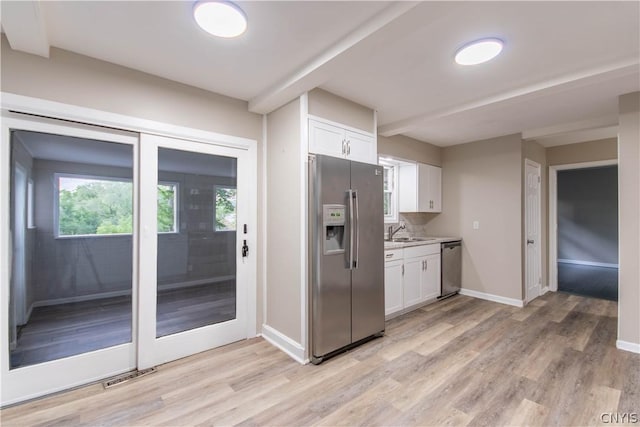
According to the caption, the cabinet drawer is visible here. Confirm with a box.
[384,249,403,262]
[404,243,440,258]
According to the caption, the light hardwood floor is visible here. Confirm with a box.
[11,281,235,368]
[2,292,639,426]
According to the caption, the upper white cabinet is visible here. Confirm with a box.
[308,118,377,165]
[398,162,442,213]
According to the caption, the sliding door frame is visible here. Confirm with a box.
[0,93,258,406]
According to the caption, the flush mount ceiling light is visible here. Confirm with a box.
[193,1,247,38]
[455,38,503,65]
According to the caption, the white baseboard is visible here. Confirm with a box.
[30,276,236,308]
[540,286,550,295]
[459,288,524,308]
[558,259,619,269]
[616,340,640,354]
[261,324,306,364]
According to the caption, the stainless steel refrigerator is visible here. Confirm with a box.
[309,154,385,364]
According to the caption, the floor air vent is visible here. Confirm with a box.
[103,367,157,389]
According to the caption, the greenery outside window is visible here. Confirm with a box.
[157,182,179,233]
[380,160,399,223]
[215,185,237,232]
[56,174,178,237]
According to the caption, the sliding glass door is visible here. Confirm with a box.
[1,114,139,405]
[137,134,249,369]
[1,114,253,405]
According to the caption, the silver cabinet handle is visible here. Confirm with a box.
[347,141,351,155]
[353,190,359,269]
[341,139,346,155]
[425,260,428,270]
[386,253,393,258]
[527,239,535,245]
[402,264,404,275]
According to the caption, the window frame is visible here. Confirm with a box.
[214,184,237,232]
[379,159,399,224]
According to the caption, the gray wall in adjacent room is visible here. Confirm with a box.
[557,166,618,265]
[31,159,236,303]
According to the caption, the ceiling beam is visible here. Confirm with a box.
[378,58,639,137]
[248,2,419,114]
[533,126,619,147]
[1,0,50,58]
[522,115,618,140]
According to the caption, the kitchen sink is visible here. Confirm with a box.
[390,237,435,242]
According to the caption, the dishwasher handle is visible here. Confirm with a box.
[442,241,461,250]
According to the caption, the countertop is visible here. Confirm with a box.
[384,237,461,250]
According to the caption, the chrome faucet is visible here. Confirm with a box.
[387,222,406,241]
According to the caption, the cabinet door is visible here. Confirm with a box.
[403,257,422,307]
[421,253,441,301]
[417,163,431,212]
[309,119,345,158]
[384,260,404,316]
[398,164,418,212]
[345,130,376,165]
[428,165,442,212]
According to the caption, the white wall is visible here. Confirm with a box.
[617,92,640,348]
[265,98,303,344]
[425,134,524,301]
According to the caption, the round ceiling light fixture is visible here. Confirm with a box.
[193,1,247,38]
[455,38,503,65]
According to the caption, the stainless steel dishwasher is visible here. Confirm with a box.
[440,240,462,299]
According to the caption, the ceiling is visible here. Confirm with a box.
[2,1,639,147]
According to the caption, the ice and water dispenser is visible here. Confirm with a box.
[322,204,346,255]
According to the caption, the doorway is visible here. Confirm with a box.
[549,160,618,301]
[1,112,255,406]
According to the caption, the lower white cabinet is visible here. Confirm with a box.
[384,244,441,318]
[384,259,403,316]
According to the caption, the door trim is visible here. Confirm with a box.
[548,159,618,292]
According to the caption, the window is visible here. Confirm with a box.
[380,161,398,223]
[157,182,178,233]
[215,186,237,231]
[56,174,178,237]
[27,179,35,229]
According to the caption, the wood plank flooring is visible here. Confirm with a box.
[11,281,235,368]
[2,292,639,426]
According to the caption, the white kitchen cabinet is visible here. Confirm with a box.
[308,118,377,165]
[403,257,422,307]
[398,162,442,213]
[421,253,441,301]
[384,243,441,318]
[384,256,404,316]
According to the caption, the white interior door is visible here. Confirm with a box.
[137,134,251,369]
[525,159,542,303]
[1,114,138,406]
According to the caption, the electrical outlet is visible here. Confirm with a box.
[473,221,480,230]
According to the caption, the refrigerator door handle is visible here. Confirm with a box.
[347,189,354,270]
[353,190,359,269]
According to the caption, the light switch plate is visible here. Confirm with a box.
[473,221,480,230]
